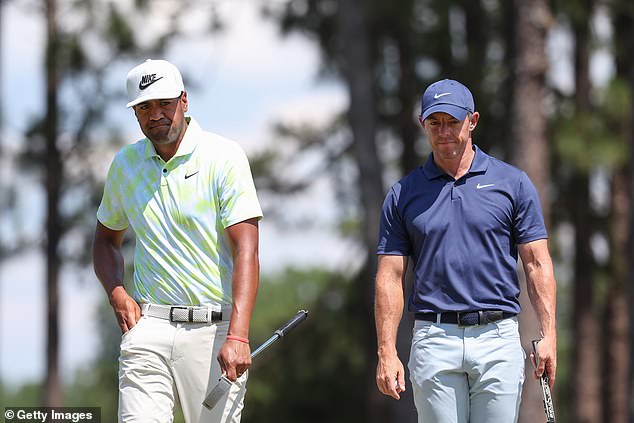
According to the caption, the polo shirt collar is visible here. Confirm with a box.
[142,116,200,160]
[422,144,489,180]
[469,145,489,173]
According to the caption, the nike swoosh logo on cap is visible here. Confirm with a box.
[139,75,164,90]
[434,92,452,99]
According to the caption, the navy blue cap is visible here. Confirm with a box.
[421,79,474,121]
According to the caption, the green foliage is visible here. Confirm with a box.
[267,0,518,162]
[64,34,88,73]
[554,111,625,171]
[0,382,44,408]
[244,267,366,422]
[64,364,119,422]
[554,78,631,172]
[107,4,136,54]
[598,77,632,133]
[72,300,119,415]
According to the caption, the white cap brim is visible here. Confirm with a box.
[126,88,183,108]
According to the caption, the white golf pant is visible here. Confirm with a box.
[118,315,247,422]
[408,317,525,423]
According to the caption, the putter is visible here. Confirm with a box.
[532,339,556,423]
[203,309,309,410]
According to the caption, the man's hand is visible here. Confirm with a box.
[533,336,557,390]
[376,351,406,400]
[217,338,252,381]
[109,285,141,334]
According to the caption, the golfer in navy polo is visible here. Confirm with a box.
[374,79,557,423]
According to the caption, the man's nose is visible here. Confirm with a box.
[438,123,451,136]
[147,105,163,120]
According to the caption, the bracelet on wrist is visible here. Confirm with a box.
[226,335,249,344]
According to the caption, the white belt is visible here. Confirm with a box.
[141,303,231,323]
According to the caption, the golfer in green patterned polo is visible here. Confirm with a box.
[93,59,262,422]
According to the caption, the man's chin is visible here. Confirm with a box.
[149,137,176,146]
[145,129,173,144]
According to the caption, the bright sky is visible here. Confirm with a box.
[0,0,361,387]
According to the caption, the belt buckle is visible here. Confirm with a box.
[486,310,503,323]
[211,310,222,322]
[170,306,190,322]
[457,312,466,327]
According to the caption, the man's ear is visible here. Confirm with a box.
[469,112,480,130]
[181,91,188,112]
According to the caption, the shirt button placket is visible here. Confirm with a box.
[161,167,168,186]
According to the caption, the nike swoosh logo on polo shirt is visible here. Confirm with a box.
[434,92,451,99]
[476,183,495,189]
[185,171,199,179]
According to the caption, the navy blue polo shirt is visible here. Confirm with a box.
[377,145,547,314]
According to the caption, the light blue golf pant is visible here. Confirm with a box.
[408,317,525,423]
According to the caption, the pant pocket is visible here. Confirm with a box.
[121,316,146,342]
[494,317,520,339]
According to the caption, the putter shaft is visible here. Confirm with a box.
[203,310,309,410]
[251,334,278,358]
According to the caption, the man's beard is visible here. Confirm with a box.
[145,121,182,146]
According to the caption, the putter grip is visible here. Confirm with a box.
[274,310,308,338]
[532,340,556,422]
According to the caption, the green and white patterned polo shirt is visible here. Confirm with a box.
[97,117,263,306]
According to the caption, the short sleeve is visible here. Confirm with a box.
[377,184,410,256]
[513,172,548,244]
[96,159,129,230]
[218,146,263,228]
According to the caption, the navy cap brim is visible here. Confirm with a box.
[422,104,470,121]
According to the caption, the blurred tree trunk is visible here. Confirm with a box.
[392,12,419,423]
[460,0,486,120]
[335,0,387,421]
[395,33,420,175]
[570,173,600,423]
[625,5,634,422]
[627,48,634,423]
[499,0,518,162]
[510,1,552,422]
[511,2,551,221]
[44,0,62,407]
[0,0,4,380]
[607,168,630,423]
[570,2,602,421]
[612,3,634,423]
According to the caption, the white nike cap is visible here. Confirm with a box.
[125,59,185,108]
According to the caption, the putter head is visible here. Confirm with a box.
[203,375,233,410]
